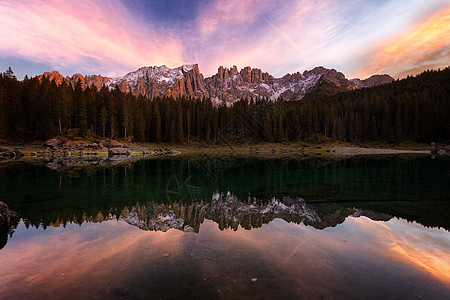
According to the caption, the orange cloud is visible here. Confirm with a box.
[0,217,448,298]
[352,217,450,285]
[0,221,185,298]
[355,7,450,78]
[0,0,184,77]
[388,242,450,285]
[191,0,338,77]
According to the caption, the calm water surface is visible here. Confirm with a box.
[0,155,449,299]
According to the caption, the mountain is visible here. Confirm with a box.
[1,194,392,237]
[0,194,394,250]
[119,193,392,232]
[204,66,358,104]
[350,74,395,89]
[38,64,394,104]
[39,70,110,90]
[106,64,209,99]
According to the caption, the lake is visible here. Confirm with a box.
[0,155,449,299]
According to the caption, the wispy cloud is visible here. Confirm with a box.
[189,0,450,78]
[261,17,306,57]
[354,6,450,78]
[352,217,450,285]
[195,0,264,35]
[0,0,184,77]
[0,0,448,79]
[187,0,341,76]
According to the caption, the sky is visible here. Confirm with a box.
[0,0,449,80]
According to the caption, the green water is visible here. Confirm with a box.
[0,155,449,299]
[1,155,449,229]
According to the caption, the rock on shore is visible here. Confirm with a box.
[44,138,129,152]
[0,146,24,160]
[108,147,132,156]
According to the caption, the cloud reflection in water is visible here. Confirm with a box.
[0,215,448,299]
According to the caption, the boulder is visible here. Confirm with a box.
[430,143,450,156]
[0,146,14,157]
[101,140,127,149]
[45,138,64,149]
[0,147,24,159]
[108,148,132,156]
[61,140,74,150]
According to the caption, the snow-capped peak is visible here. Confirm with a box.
[90,63,391,104]
[182,64,196,72]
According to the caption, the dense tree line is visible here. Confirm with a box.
[0,67,449,143]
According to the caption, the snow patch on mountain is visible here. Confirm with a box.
[119,192,328,232]
[40,64,391,105]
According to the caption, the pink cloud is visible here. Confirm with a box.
[192,0,450,79]
[0,216,448,298]
[0,221,185,298]
[351,217,450,285]
[351,6,450,78]
[190,0,343,77]
[0,0,184,77]
[1,0,448,79]
[196,0,264,35]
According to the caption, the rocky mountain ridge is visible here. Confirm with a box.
[119,193,392,232]
[350,74,395,89]
[39,70,110,90]
[38,64,394,104]
[0,195,394,250]
[4,194,392,234]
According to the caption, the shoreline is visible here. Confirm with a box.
[150,142,432,157]
[0,140,433,159]
[330,147,429,156]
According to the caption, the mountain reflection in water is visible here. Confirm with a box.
[0,155,449,299]
[0,193,394,251]
[0,216,448,299]
[1,155,449,231]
